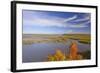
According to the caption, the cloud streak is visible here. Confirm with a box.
[71,14,90,22]
[23,10,90,29]
[63,15,77,22]
[23,15,89,28]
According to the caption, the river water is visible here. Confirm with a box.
[22,39,90,63]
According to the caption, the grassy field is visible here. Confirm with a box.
[22,34,91,44]
[63,34,91,44]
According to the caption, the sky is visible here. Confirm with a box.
[23,10,91,34]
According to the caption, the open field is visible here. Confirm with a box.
[22,34,90,44]
[63,34,91,44]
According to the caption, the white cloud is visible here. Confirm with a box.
[23,13,90,28]
[72,15,90,22]
[63,15,77,22]
[69,24,87,28]
[23,14,70,27]
[23,18,67,27]
[82,20,90,25]
[23,11,78,28]
[68,20,90,28]
[23,17,89,28]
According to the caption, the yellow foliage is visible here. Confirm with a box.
[47,41,84,61]
[47,54,55,61]
[47,49,66,61]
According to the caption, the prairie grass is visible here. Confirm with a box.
[22,34,90,44]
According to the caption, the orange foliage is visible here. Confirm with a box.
[69,41,78,60]
[47,41,83,61]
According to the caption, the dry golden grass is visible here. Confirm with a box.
[23,34,90,44]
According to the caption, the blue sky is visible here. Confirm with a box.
[23,10,91,34]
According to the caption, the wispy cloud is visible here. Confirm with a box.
[68,20,90,28]
[23,10,91,34]
[63,15,77,22]
[23,11,90,28]
[23,18,67,27]
[72,14,90,22]
[23,16,89,28]
[69,24,87,28]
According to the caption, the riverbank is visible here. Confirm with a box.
[22,34,90,44]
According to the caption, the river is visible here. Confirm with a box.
[22,39,90,63]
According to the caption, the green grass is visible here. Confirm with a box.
[63,34,90,44]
